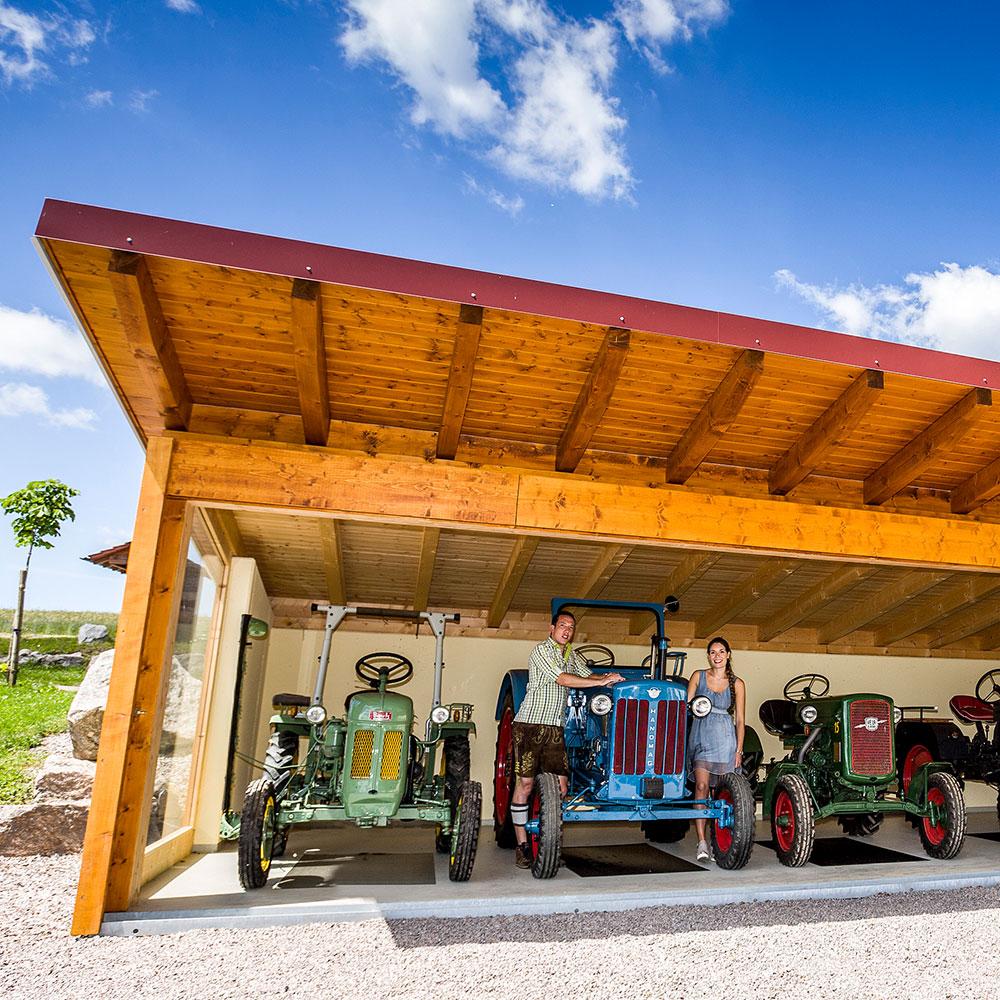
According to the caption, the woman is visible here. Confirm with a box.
[687,636,746,862]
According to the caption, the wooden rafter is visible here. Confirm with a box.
[817,569,952,644]
[413,526,440,611]
[436,304,484,460]
[664,350,764,485]
[629,552,722,635]
[769,370,884,496]
[863,388,993,506]
[928,595,1000,649]
[487,536,539,628]
[757,564,878,642]
[555,327,630,472]
[107,251,192,430]
[951,453,1000,515]
[975,621,1000,651]
[318,519,346,604]
[696,559,799,638]
[876,574,1000,646]
[576,544,632,601]
[202,508,245,561]
[290,278,330,446]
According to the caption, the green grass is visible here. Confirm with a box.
[0,664,87,804]
[0,608,118,638]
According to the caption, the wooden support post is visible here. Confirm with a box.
[769,370,883,496]
[436,304,484,460]
[628,552,721,635]
[864,388,992,506]
[555,327,630,472]
[107,251,192,431]
[876,575,1000,646]
[695,559,798,638]
[951,453,1000,515]
[664,350,764,485]
[319,519,346,604]
[488,536,539,628]
[290,279,330,446]
[72,437,187,936]
[414,526,440,611]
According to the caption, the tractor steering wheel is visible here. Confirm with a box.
[574,644,615,668]
[355,652,414,689]
[976,669,1000,703]
[783,672,831,702]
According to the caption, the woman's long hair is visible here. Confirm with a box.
[706,636,737,715]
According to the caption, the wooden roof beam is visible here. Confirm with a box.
[757,563,878,642]
[975,621,1000,651]
[202,508,245,561]
[769,370,883,496]
[555,327,630,472]
[290,279,330,446]
[413,526,440,612]
[487,536,539,628]
[876,574,1000,646]
[817,569,952,644]
[928,594,1000,649]
[628,551,722,635]
[436,304,484,460]
[695,558,799,638]
[318,519,346,604]
[863,387,992,506]
[576,544,633,602]
[952,453,1000,515]
[664,350,764,485]
[107,251,192,431]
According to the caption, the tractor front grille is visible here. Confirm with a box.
[849,699,893,776]
[613,697,684,776]
[652,700,685,775]
[351,730,374,778]
[380,730,404,780]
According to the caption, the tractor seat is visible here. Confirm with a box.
[759,699,804,738]
[949,695,997,724]
[272,692,310,711]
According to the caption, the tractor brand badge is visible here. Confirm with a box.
[855,716,885,732]
[369,710,392,721]
[648,688,661,698]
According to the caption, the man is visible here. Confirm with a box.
[509,609,625,869]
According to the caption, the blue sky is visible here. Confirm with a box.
[2,0,1000,612]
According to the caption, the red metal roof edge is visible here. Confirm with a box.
[35,198,1000,390]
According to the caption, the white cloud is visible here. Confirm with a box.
[166,0,201,12]
[0,304,104,385]
[84,88,112,108]
[0,2,95,86]
[464,175,525,216]
[0,382,97,429]
[775,264,1000,362]
[129,88,158,113]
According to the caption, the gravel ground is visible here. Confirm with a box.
[4,854,1000,1000]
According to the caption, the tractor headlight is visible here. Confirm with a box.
[430,705,450,725]
[799,705,818,724]
[306,704,327,725]
[690,695,712,718]
[590,694,613,716]
[893,706,902,724]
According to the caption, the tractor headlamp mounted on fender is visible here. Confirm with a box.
[690,695,712,718]
[305,704,327,725]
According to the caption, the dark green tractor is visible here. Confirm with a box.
[238,604,481,889]
[760,672,966,867]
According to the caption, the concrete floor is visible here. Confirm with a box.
[105,810,1000,935]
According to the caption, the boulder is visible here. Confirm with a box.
[33,751,96,803]
[77,623,110,644]
[18,650,85,668]
[0,803,89,856]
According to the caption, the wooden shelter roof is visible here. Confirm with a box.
[35,199,1000,657]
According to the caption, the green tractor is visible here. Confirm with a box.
[759,672,966,866]
[238,604,481,889]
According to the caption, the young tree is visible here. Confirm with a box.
[2,479,79,686]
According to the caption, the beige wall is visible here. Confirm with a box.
[258,626,998,811]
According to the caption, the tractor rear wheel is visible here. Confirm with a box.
[238,777,276,890]
[919,771,966,860]
[770,772,815,867]
[530,772,563,879]
[436,734,471,853]
[641,819,690,843]
[838,812,883,837]
[492,692,517,848]
[447,781,482,882]
[712,771,755,870]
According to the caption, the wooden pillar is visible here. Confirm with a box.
[72,437,187,935]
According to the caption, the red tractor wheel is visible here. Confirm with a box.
[902,744,932,793]
[492,692,517,848]
[770,772,815,867]
[711,770,755,870]
[918,771,966,860]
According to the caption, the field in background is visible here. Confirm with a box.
[0,609,118,638]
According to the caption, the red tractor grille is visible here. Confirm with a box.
[613,698,685,776]
[848,699,893,776]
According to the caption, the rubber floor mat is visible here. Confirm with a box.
[756,838,924,866]
[562,843,706,877]
[272,850,436,887]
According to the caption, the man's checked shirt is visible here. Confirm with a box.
[513,637,593,727]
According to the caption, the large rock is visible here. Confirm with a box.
[33,750,96,803]
[77,623,109,644]
[0,803,89,856]
[17,650,86,668]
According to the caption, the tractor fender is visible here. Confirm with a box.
[760,762,819,813]
[438,720,477,736]
[904,760,959,807]
[896,719,960,760]
[743,724,763,758]
[495,669,529,720]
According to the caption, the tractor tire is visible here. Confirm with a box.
[492,692,517,848]
[271,829,289,859]
[770,772,815,868]
[531,772,563,879]
[263,731,298,797]
[712,771,755,870]
[919,771,966,860]
[641,819,690,843]
[838,812,883,837]
[436,734,472,853]
[447,781,482,882]
[238,777,277,890]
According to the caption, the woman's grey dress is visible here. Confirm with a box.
[689,670,737,783]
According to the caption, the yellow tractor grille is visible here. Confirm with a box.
[351,730,375,778]
[380,731,404,780]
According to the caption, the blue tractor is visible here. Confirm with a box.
[492,598,758,878]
